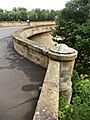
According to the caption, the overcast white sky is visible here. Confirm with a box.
[0,0,71,11]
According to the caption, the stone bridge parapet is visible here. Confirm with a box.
[13,25,78,120]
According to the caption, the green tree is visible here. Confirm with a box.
[16,7,28,21]
[0,9,3,21]
[19,11,28,21]
[17,7,27,12]
[28,10,37,21]
[0,13,3,21]
[3,10,10,21]
[0,8,3,13]
[53,0,90,74]
[13,7,17,12]
[48,10,56,20]
[0,7,57,21]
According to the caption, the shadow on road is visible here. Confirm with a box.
[0,36,46,120]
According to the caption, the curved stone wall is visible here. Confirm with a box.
[13,25,78,120]
[13,25,52,68]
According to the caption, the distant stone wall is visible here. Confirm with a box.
[0,21,55,27]
[13,25,78,120]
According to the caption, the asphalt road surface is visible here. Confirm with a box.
[0,27,25,39]
[0,27,46,120]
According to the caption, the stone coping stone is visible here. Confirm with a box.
[49,44,78,61]
[13,25,78,62]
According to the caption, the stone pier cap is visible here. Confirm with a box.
[49,43,78,61]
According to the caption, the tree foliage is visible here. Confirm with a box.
[53,0,90,74]
[59,71,90,120]
[0,7,58,21]
[54,1,90,119]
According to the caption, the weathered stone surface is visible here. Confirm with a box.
[49,44,77,104]
[33,59,59,120]
[0,21,55,27]
[13,25,78,120]
[59,60,75,104]
[13,25,53,68]
[19,26,51,39]
[13,38,49,68]
[49,44,78,61]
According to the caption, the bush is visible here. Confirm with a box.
[52,0,90,74]
[59,71,90,120]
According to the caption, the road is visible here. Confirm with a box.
[0,27,46,120]
[0,27,25,39]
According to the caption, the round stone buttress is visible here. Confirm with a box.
[49,44,78,61]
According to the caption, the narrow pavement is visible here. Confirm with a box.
[0,28,46,120]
